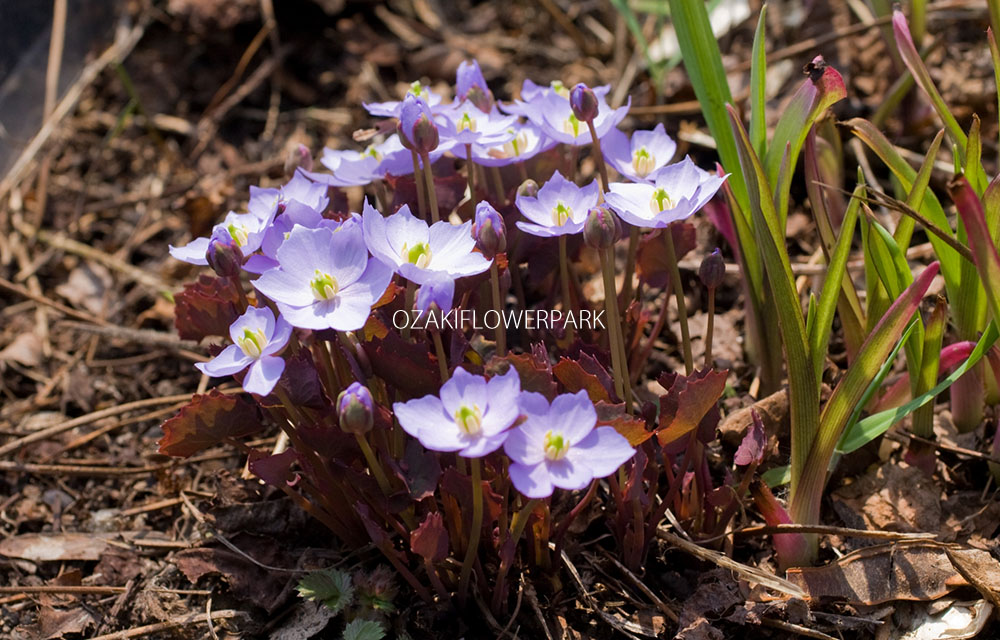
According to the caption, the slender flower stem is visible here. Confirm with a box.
[490,262,507,355]
[558,235,575,343]
[606,246,632,412]
[491,497,541,613]
[421,152,440,223]
[586,120,611,192]
[517,161,529,184]
[424,557,452,604]
[599,247,626,402]
[355,432,392,497]
[459,457,484,604]
[704,287,716,369]
[465,144,476,206]
[662,226,694,374]
[489,166,506,204]
[552,479,598,559]
[411,150,427,219]
[402,281,416,341]
[230,276,250,312]
[622,226,639,301]
[432,330,449,383]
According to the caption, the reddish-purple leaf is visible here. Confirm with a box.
[490,350,557,400]
[950,175,1000,323]
[410,511,449,562]
[553,357,612,403]
[158,390,263,457]
[397,439,441,500]
[363,330,440,398]
[635,223,697,289]
[734,409,766,466]
[173,275,240,341]
[595,401,651,446]
[247,449,300,486]
[386,164,467,219]
[657,368,728,446]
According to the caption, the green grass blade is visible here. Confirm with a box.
[950,176,1000,324]
[989,29,1000,165]
[911,296,947,438]
[894,128,944,253]
[728,104,819,503]
[838,322,1000,454]
[749,5,768,158]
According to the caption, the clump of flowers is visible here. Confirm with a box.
[161,59,732,626]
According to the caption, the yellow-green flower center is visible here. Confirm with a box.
[454,404,484,436]
[632,147,656,178]
[458,112,477,133]
[543,430,569,461]
[237,327,266,358]
[550,80,569,98]
[363,144,382,161]
[500,128,527,158]
[401,242,432,268]
[551,201,573,227]
[563,113,582,138]
[310,270,340,301]
[649,187,675,213]
[227,223,249,247]
[409,81,426,99]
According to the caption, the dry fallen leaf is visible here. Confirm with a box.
[0,533,114,562]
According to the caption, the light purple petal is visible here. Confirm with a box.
[508,462,554,499]
[244,355,284,395]
[439,367,489,415]
[482,368,521,435]
[545,457,593,491]
[253,267,315,307]
[549,390,598,445]
[383,205,430,257]
[503,423,545,466]
[262,315,293,356]
[274,300,334,330]
[228,306,274,344]
[459,432,509,458]
[168,237,210,266]
[570,426,636,477]
[362,200,399,266]
[326,223,369,288]
[275,226,336,280]
[196,344,253,378]
[393,395,448,439]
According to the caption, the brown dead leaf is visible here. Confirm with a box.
[832,462,942,533]
[55,262,113,315]
[945,548,1000,608]
[0,331,44,367]
[0,533,114,561]
[785,541,963,604]
[35,606,98,640]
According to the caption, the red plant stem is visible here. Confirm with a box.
[559,235,575,344]
[230,276,250,313]
[645,431,697,543]
[552,480,598,560]
[411,150,427,219]
[586,120,611,193]
[663,226,694,374]
[432,330,449,383]
[632,282,672,386]
[424,557,452,604]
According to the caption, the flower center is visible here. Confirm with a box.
[237,328,266,358]
[363,144,382,161]
[227,223,249,247]
[409,80,426,99]
[649,187,675,213]
[551,201,573,227]
[550,80,569,98]
[543,430,569,461]
[632,147,656,178]
[310,270,340,300]
[458,112,477,133]
[562,113,582,138]
[500,128,528,158]
[454,404,484,436]
[401,242,432,268]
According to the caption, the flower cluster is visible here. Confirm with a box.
[165,58,731,613]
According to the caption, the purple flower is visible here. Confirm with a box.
[456,122,556,167]
[502,80,611,116]
[438,103,517,148]
[569,83,598,122]
[504,390,635,498]
[195,306,291,395]
[519,91,629,146]
[393,367,521,457]
[338,382,374,435]
[605,156,726,229]
[416,276,455,317]
[244,211,353,275]
[253,222,393,331]
[206,227,244,278]
[514,171,600,237]
[456,59,493,109]
[473,201,506,258]
[302,134,453,186]
[364,80,445,118]
[602,123,678,183]
[248,172,329,220]
[398,95,439,155]
[169,209,272,266]
[362,200,492,285]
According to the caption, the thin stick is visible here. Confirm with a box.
[663,227,694,374]
[87,611,247,640]
[734,523,937,540]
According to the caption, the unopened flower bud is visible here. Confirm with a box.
[206,230,244,279]
[473,201,507,258]
[569,83,599,123]
[699,248,725,290]
[584,205,619,249]
[399,95,439,156]
[464,85,494,113]
[517,179,539,199]
[337,382,374,435]
[284,143,313,177]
